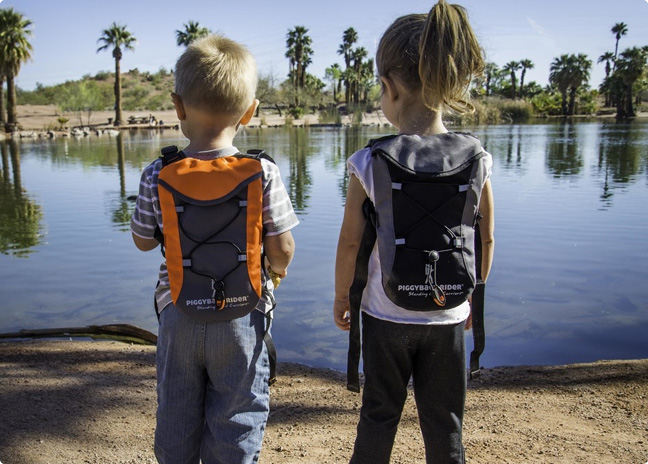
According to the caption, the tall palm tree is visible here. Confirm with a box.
[503,61,521,99]
[176,21,209,47]
[97,23,136,127]
[0,8,33,132]
[611,22,628,64]
[337,27,357,105]
[518,59,534,97]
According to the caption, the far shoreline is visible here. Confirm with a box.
[3,104,647,140]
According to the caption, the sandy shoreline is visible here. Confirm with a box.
[5,105,388,137]
[0,339,646,464]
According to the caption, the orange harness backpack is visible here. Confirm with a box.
[156,145,271,323]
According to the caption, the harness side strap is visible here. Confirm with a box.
[347,199,377,393]
[264,312,278,385]
[469,222,486,379]
[469,282,486,379]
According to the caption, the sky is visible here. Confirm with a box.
[2,0,648,93]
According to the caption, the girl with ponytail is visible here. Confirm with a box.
[333,2,495,462]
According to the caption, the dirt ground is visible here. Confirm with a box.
[0,340,646,464]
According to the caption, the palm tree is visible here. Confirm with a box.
[549,54,573,116]
[285,26,313,105]
[483,62,499,96]
[518,59,534,97]
[611,22,628,64]
[503,61,521,98]
[176,21,209,47]
[0,8,33,132]
[566,54,591,115]
[613,46,648,118]
[97,22,136,126]
[550,53,592,116]
[325,63,343,102]
[598,51,616,106]
[337,27,358,105]
[598,52,615,79]
[351,47,368,103]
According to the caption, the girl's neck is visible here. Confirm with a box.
[397,106,448,136]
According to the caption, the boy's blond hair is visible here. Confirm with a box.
[174,34,257,118]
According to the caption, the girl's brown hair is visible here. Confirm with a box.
[376,0,484,113]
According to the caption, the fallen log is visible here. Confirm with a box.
[0,324,157,345]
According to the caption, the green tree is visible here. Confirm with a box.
[337,27,358,105]
[519,59,534,97]
[285,26,313,106]
[97,22,136,126]
[611,22,628,64]
[0,8,33,132]
[503,61,521,99]
[176,20,209,47]
[59,80,111,126]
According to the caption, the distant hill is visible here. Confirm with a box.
[17,68,175,112]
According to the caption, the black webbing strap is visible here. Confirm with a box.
[347,199,377,393]
[469,222,486,379]
[264,311,278,385]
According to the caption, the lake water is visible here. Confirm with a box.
[1,121,647,371]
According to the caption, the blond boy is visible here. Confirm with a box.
[130,35,297,464]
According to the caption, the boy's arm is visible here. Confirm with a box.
[333,175,368,331]
[478,179,494,282]
[264,231,295,278]
[132,233,159,252]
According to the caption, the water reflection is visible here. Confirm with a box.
[546,122,583,178]
[0,140,44,257]
[595,122,647,207]
[110,133,134,230]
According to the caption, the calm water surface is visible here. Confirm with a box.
[1,121,647,370]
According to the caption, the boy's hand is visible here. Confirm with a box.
[333,297,351,331]
[267,267,284,288]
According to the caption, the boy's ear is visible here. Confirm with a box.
[380,76,398,102]
[171,93,186,120]
[239,99,260,125]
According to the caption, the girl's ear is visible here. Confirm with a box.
[380,76,399,102]
[239,99,260,125]
[171,93,186,121]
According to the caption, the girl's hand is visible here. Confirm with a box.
[333,297,351,331]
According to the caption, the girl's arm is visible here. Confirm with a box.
[333,174,368,331]
[478,179,495,282]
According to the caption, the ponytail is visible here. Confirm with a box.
[419,0,484,113]
[376,0,484,114]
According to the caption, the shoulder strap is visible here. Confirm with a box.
[245,148,276,165]
[347,198,377,393]
[159,145,186,166]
